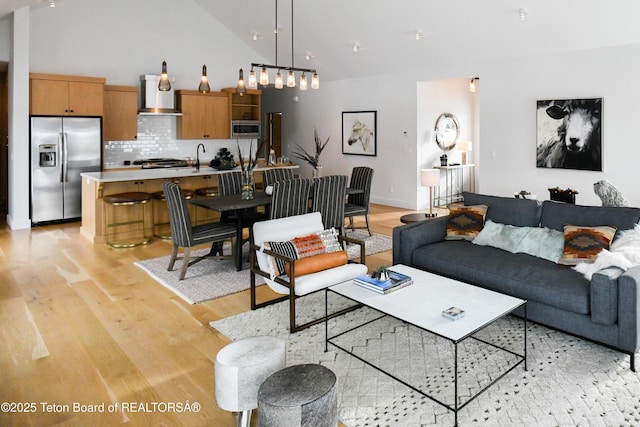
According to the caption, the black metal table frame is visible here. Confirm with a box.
[325,288,527,427]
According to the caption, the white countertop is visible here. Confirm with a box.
[81,165,299,183]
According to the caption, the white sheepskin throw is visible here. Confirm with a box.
[574,223,640,280]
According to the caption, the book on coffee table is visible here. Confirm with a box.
[353,269,413,294]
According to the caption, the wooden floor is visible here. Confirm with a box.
[0,204,443,426]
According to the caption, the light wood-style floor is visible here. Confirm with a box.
[0,204,443,426]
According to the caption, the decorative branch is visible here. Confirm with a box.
[292,128,329,168]
[237,138,266,171]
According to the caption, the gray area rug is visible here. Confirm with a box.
[210,292,640,426]
[135,230,392,304]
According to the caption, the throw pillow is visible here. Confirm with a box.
[558,225,617,265]
[472,219,528,252]
[285,251,348,277]
[263,228,341,276]
[446,204,488,240]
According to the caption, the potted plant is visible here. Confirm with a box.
[372,265,390,281]
[440,154,448,166]
[236,138,266,199]
[292,128,329,178]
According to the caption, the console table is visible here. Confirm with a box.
[433,164,475,206]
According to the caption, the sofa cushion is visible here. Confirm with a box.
[445,204,488,240]
[540,201,640,237]
[463,191,542,227]
[590,267,622,326]
[558,225,616,266]
[411,240,590,315]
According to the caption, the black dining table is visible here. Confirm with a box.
[190,192,272,271]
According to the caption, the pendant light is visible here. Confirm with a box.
[236,68,247,96]
[286,69,296,87]
[299,72,308,91]
[274,69,284,89]
[311,71,319,89]
[248,67,258,89]
[158,60,171,91]
[198,65,211,93]
[259,67,269,86]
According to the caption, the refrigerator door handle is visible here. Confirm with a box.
[58,132,64,182]
[62,132,69,182]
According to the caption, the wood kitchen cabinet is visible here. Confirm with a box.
[30,73,105,116]
[176,90,230,139]
[103,85,139,141]
[222,87,261,121]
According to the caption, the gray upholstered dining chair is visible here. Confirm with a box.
[163,182,237,280]
[263,168,294,189]
[344,166,374,235]
[312,175,348,234]
[269,178,312,219]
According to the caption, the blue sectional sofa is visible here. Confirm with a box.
[393,192,640,370]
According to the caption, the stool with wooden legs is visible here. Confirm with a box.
[103,192,153,248]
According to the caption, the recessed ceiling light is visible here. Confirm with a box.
[252,33,259,41]
[48,0,56,7]
[305,53,314,61]
[352,43,360,52]
[415,31,423,41]
[519,8,528,21]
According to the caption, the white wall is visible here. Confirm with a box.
[0,19,9,61]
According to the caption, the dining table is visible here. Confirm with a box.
[189,192,272,271]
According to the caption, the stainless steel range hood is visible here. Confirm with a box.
[138,74,183,116]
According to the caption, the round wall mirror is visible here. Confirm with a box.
[434,113,460,151]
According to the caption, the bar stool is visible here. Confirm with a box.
[103,192,153,248]
[194,185,219,225]
[151,188,195,239]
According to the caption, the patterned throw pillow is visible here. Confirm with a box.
[263,228,341,276]
[446,204,488,240]
[558,225,617,265]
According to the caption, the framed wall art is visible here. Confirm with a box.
[342,110,377,156]
[536,98,602,171]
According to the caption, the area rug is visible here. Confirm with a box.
[210,293,640,427]
[135,231,392,304]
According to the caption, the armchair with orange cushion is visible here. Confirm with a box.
[249,212,368,333]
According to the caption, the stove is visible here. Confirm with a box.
[133,158,190,169]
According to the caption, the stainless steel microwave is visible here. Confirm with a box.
[231,120,261,138]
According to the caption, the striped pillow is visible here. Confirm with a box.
[558,225,617,265]
[263,228,341,276]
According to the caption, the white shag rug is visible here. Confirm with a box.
[135,230,392,304]
[210,292,640,427]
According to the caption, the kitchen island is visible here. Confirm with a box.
[80,165,299,244]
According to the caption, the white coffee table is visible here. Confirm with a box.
[325,264,527,427]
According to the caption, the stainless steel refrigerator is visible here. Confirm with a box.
[30,117,101,224]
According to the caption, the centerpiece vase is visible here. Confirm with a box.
[241,169,255,200]
[312,165,323,179]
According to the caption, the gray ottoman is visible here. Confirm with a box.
[257,363,337,427]
[215,336,286,427]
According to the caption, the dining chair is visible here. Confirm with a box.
[344,166,375,235]
[163,182,237,280]
[263,168,294,189]
[269,178,312,220]
[312,175,348,234]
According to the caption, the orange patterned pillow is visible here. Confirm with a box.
[558,225,616,265]
[446,204,488,240]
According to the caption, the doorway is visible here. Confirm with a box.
[265,112,282,160]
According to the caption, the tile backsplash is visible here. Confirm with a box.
[103,116,257,169]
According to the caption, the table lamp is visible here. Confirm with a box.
[457,141,472,165]
[421,168,441,217]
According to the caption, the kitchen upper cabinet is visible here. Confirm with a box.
[222,87,261,121]
[30,73,105,116]
[103,85,138,141]
[176,90,230,139]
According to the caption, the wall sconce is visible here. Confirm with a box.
[457,141,473,164]
[158,60,171,91]
[236,68,246,96]
[469,77,479,93]
[198,65,210,93]
[421,169,441,217]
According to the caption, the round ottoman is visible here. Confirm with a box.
[215,336,286,427]
[258,363,338,427]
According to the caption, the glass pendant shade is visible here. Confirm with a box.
[248,68,258,89]
[198,64,211,93]
[158,60,172,91]
[259,67,269,86]
[236,68,247,96]
[275,70,283,89]
[299,73,308,91]
[286,70,296,87]
[311,71,319,89]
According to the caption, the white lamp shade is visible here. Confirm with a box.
[421,169,440,187]
[457,141,472,152]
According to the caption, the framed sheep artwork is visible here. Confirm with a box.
[342,110,377,156]
[536,98,602,171]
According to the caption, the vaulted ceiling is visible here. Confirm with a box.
[4,0,640,82]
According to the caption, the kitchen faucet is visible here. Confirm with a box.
[195,143,206,171]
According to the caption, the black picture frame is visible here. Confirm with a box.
[536,98,602,171]
[342,111,377,156]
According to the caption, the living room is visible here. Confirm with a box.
[2,1,640,426]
